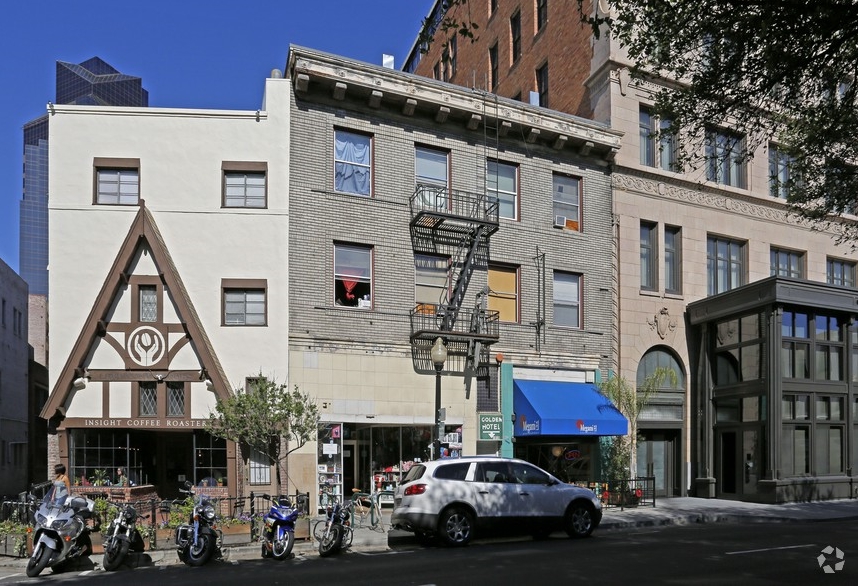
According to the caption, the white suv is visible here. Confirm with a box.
[391,456,602,546]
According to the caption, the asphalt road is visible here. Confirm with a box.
[1,521,854,585]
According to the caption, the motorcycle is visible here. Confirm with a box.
[25,484,95,577]
[317,498,354,557]
[260,494,298,560]
[174,480,221,566]
[101,502,146,571]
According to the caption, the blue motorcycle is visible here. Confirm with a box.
[260,494,298,560]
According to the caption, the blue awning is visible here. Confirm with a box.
[513,379,629,437]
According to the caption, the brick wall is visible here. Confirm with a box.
[412,0,595,118]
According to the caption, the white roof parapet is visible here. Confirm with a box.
[287,45,623,156]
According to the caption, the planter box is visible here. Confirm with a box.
[0,533,27,558]
[219,524,251,546]
[294,519,311,541]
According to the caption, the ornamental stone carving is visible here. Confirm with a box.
[648,307,677,340]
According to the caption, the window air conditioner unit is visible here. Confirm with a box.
[554,215,567,228]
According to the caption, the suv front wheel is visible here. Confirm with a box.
[565,501,596,538]
[438,507,474,547]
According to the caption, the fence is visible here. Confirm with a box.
[589,477,656,510]
[0,491,311,558]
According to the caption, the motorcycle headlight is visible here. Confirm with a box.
[36,513,47,525]
[203,505,216,521]
[51,518,71,530]
[124,507,137,523]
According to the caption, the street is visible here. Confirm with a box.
[0,521,854,584]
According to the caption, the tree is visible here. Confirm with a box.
[597,367,676,479]
[206,375,320,495]
[422,1,858,243]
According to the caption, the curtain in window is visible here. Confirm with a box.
[335,132,371,195]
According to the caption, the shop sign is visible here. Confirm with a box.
[81,418,208,428]
[479,413,503,440]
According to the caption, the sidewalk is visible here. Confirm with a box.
[3,497,857,569]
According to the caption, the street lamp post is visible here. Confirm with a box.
[430,337,448,460]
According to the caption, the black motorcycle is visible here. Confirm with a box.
[101,502,146,571]
[175,481,221,566]
[317,498,354,557]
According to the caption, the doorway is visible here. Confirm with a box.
[718,430,738,495]
[343,440,357,494]
[636,431,678,497]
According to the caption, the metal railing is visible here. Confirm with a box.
[589,477,657,510]
[0,491,311,558]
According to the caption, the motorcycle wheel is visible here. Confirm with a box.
[271,530,295,560]
[318,524,342,558]
[102,538,130,571]
[184,533,213,566]
[25,544,52,578]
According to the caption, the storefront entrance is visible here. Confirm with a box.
[636,431,679,497]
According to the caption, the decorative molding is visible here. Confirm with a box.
[613,172,793,224]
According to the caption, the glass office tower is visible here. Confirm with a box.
[20,57,148,295]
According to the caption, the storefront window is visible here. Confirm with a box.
[70,430,144,488]
[194,432,227,487]
[518,443,593,484]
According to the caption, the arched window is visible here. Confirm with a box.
[637,347,685,390]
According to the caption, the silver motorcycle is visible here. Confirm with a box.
[26,485,95,577]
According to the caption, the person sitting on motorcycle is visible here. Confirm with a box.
[54,463,70,503]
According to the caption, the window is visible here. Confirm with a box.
[553,271,581,328]
[415,146,448,210]
[707,236,746,295]
[490,0,498,15]
[94,158,140,205]
[536,0,548,31]
[714,314,763,385]
[510,11,522,63]
[139,382,157,417]
[640,222,657,291]
[1,298,4,327]
[782,311,844,381]
[139,285,157,322]
[487,160,518,220]
[770,248,805,278]
[488,264,519,323]
[489,43,499,91]
[433,61,441,80]
[769,144,794,199]
[167,382,185,417]
[415,254,448,308]
[449,35,457,77]
[782,310,810,379]
[665,226,682,294]
[639,108,676,171]
[223,162,267,208]
[536,62,549,107]
[195,432,228,487]
[706,129,746,188]
[335,244,373,308]
[12,307,22,337]
[552,174,580,230]
[827,258,855,287]
[222,279,267,326]
[249,448,271,485]
[334,130,372,196]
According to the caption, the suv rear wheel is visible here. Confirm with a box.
[564,501,596,538]
[438,507,473,547]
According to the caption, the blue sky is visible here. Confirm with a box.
[0,0,434,274]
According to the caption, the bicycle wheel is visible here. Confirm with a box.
[313,520,327,542]
[372,502,386,532]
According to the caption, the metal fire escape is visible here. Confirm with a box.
[409,91,501,384]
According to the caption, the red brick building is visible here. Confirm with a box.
[404,0,595,118]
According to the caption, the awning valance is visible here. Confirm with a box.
[513,379,629,437]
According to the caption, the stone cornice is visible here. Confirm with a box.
[288,45,622,159]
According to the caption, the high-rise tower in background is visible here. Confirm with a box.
[20,57,148,296]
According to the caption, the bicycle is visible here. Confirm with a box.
[350,488,391,532]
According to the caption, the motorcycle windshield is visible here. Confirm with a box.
[43,484,68,509]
